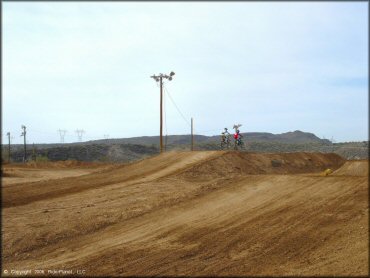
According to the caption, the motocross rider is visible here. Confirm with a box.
[222,128,230,141]
[234,127,243,144]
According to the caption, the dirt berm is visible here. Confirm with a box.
[2,151,367,276]
[2,151,344,208]
[333,160,368,176]
[177,151,345,180]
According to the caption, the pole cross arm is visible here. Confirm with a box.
[150,72,175,82]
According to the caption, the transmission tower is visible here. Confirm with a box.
[20,125,27,163]
[58,129,67,143]
[150,71,175,153]
[75,129,85,142]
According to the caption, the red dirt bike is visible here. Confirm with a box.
[233,134,245,150]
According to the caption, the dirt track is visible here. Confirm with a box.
[1,151,368,276]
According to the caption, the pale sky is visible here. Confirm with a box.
[2,1,368,144]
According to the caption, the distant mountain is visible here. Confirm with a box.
[3,144,159,163]
[3,131,366,163]
[89,134,211,146]
[5,131,330,149]
[243,130,331,144]
[87,130,330,146]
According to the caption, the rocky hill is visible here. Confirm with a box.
[2,131,368,163]
[86,130,330,145]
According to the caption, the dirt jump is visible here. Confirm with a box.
[1,151,368,276]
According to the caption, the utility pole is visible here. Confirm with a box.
[6,132,11,163]
[331,136,336,153]
[191,117,194,151]
[58,129,67,143]
[21,125,27,163]
[32,143,36,161]
[75,129,85,142]
[150,71,175,153]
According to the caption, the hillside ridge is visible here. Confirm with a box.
[2,130,368,163]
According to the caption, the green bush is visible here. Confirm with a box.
[36,155,49,162]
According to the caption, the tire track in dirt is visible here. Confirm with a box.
[332,160,368,176]
[2,151,221,208]
[2,152,366,276]
[3,174,367,276]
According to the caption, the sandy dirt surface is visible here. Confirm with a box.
[2,161,113,186]
[2,169,97,186]
[1,151,368,276]
[333,160,369,176]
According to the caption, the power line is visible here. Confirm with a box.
[163,85,237,136]
[163,85,191,127]
[174,126,219,135]
[27,129,116,142]
[29,129,59,136]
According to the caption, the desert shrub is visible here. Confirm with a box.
[36,155,49,162]
[271,159,283,167]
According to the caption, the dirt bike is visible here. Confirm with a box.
[220,135,231,149]
[234,137,245,150]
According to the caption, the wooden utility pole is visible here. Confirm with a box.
[150,71,175,153]
[21,125,27,163]
[6,132,11,163]
[32,143,36,161]
[160,76,163,152]
[191,117,194,151]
